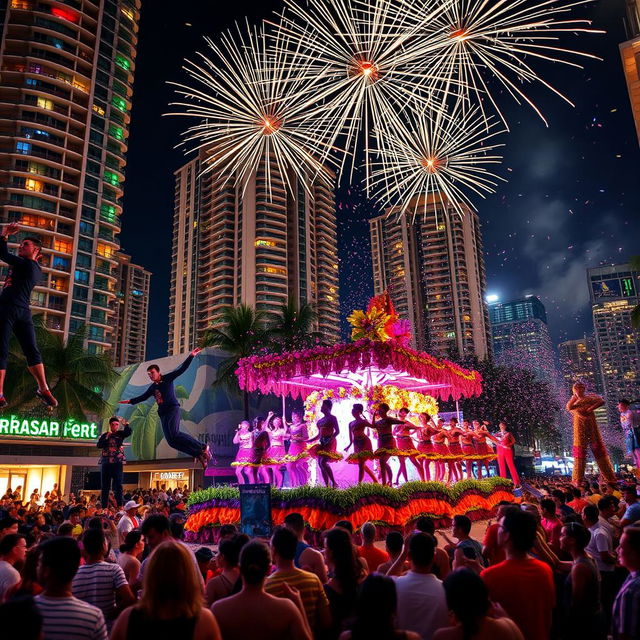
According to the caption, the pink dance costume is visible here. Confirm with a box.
[475,433,497,461]
[395,425,420,457]
[446,432,464,461]
[266,428,287,465]
[346,419,374,463]
[285,423,310,462]
[495,431,519,484]
[460,434,480,460]
[231,431,254,467]
[417,428,435,457]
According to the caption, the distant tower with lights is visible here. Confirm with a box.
[620,0,640,145]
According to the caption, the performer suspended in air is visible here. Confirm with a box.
[97,416,131,508]
[309,399,342,488]
[0,222,57,409]
[393,407,425,483]
[345,403,378,484]
[119,348,211,469]
[285,410,311,486]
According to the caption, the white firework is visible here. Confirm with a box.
[370,106,506,221]
[168,22,336,197]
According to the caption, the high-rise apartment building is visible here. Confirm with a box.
[489,296,558,383]
[369,194,491,360]
[112,251,150,366]
[558,336,602,391]
[588,264,640,419]
[0,0,141,354]
[621,1,640,144]
[168,152,340,354]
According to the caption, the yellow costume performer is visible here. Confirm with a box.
[567,383,615,483]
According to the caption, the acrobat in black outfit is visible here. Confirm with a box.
[120,348,211,468]
[97,416,132,508]
[0,222,57,409]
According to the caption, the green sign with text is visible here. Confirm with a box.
[0,415,99,440]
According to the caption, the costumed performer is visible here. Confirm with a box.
[460,420,479,479]
[473,419,497,479]
[566,382,615,483]
[285,409,311,487]
[416,413,439,481]
[231,420,254,485]
[251,429,271,484]
[371,402,404,486]
[431,419,450,483]
[444,417,464,483]
[309,399,342,488]
[264,412,286,488]
[345,403,378,484]
[393,407,425,483]
[97,416,131,508]
[488,420,520,486]
[618,399,640,469]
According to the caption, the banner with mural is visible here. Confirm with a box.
[102,349,244,463]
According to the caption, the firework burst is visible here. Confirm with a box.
[370,106,506,221]
[400,0,603,126]
[168,23,336,196]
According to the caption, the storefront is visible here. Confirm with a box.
[0,413,102,499]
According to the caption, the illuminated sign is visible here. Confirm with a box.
[151,471,188,482]
[593,277,637,300]
[622,277,636,297]
[0,415,99,440]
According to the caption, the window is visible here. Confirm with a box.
[11,0,31,8]
[73,285,89,300]
[96,243,114,258]
[25,178,44,192]
[100,204,117,223]
[115,54,130,70]
[54,239,72,253]
[103,171,119,186]
[79,221,94,236]
[92,104,106,116]
[75,253,91,268]
[52,256,70,271]
[37,97,54,110]
[108,125,124,140]
[50,6,79,23]
[71,302,86,317]
[78,238,92,252]
[74,270,90,284]
[16,141,31,154]
[93,292,108,307]
[69,319,83,333]
[51,277,68,292]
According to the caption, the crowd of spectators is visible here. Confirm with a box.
[1,474,640,640]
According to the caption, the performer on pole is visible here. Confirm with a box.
[0,222,57,409]
[566,382,615,483]
[97,416,131,508]
[309,399,342,488]
[345,403,378,484]
[119,348,211,469]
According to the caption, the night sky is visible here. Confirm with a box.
[121,0,640,360]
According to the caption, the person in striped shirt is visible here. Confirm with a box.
[72,528,135,631]
[265,526,331,635]
[35,536,107,640]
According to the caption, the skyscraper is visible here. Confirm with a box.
[113,251,150,366]
[588,263,640,419]
[369,195,491,360]
[0,0,141,355]
[489,296,558,383]
[558,336,602,392]
[168,152,340,354]
[620,0,640,144]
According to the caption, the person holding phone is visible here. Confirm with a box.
[97,416,132,509]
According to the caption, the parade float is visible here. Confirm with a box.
[185,294,514,540]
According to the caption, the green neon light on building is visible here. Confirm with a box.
[0,415,99,440]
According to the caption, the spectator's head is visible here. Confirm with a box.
[270,526,298,563]
[551,489,566,505]
[351,574,398,638]
[81,528,106,559]
[239,540,271,586]
[623,485,638,504]
[443,569,491,635]
[217,536,242,571]
[540,498,556,519]
[499,509,537,554]
[361,522,376,545]
[120,529,144,555]
[57,523,74,537]
[335,520,354,535]
[495,501,515,521]
[407,532,436,571]
[218,524,238,541]
[452,515,472,539]
[325,527,361,592]
[619,526,640,572]
[560,522,591,554]
[0,517,18,539]
[140,541,201,619]
[38,537,81,589]
[385,531,404,557]
[582,504,599,527]
[618,399,631,412]
[283,512,305,538]
[598,496,617,519]
[0,596,42,640]
[571,488,582,499]
[140,514,171,551]
[415,517,435,535]
[194,546,214,578]
[68,506,82,525]
[0,533,26,565]
[169,512,185,540]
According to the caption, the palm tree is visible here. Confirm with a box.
[6,320,117,422]
[631,255,640,329]
[201,304,268,419]
[267,297,324,352]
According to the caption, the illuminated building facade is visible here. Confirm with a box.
[620,0,640,145]
[113,251,150,366]
[558,336,602,392]
[168,151,340,354]
[588,264,640,420]
[369,195,491,360]
[0,0,141,354]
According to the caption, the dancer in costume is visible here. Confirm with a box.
[460,420,479,479]
[371,402,404,486]
[416,413,439,481]
[488,420,520,486]
[473,420,496,479]
[393,407,425,483]
[345,403,378,484]
[431,420,450,483]
[285,410,310,486]
[264,412,286,488]
[566,382,615,483]
[445,418,464,483]
[251,429,271,484]
[309,399,342,488]
[119,347,211,469]
[231,420,254,485]
[0,222,57,409]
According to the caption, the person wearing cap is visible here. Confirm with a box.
[195,547,214,583]
[117,501,140,546]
